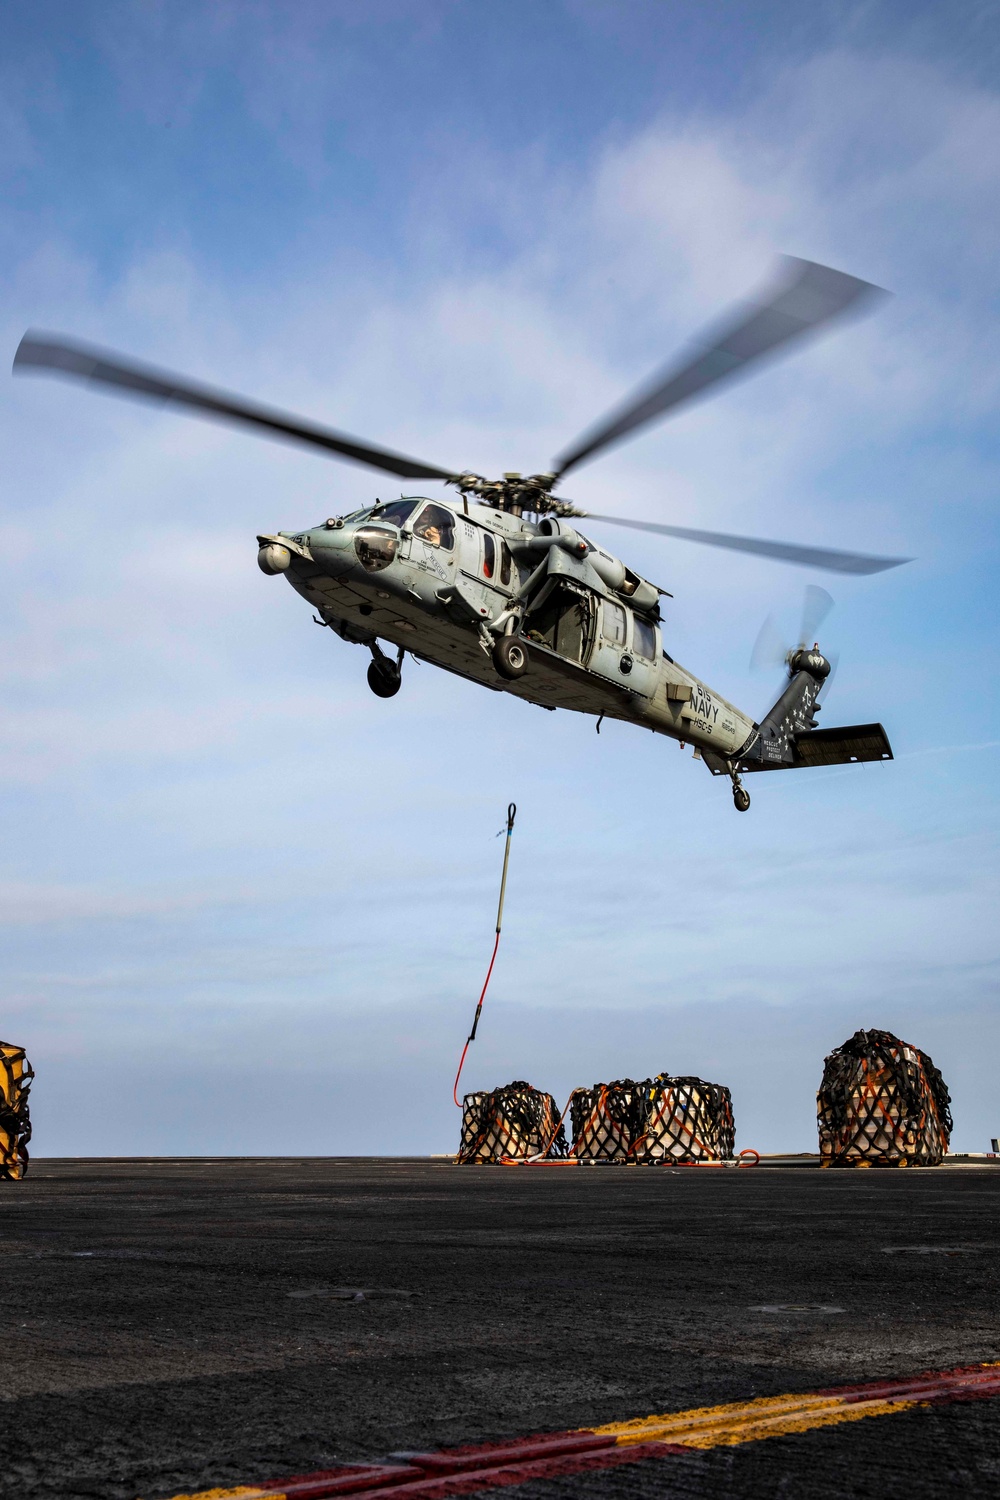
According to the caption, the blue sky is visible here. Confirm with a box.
[2,1,999,1156]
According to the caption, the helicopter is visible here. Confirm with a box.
[14,257,908,812]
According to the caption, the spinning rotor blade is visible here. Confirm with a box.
[799,584,834,645]
[13,333,456,482]
[818,647,840,699]
[554,258,886,478]
[577,513,909,575]
[749,615,789,674]
[750,587,835,673]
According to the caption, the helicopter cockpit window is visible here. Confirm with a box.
[371,499,417,529]
[499,541,512,586]
[413,503,455,550]
[482,532,496,578]
[602,599,627,646]
[633,616,657,660]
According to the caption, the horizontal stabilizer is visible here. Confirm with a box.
[704,721,895,775]
[793,723,893,767]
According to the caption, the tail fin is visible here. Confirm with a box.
[746,666,825,770]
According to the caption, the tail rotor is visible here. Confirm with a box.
[799,584,834,649]
[751,585,835,675]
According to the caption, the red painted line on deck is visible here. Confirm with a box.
[312,1442,683,1499]
[799,1362,1000,1414]
[166,1360,1000,1500]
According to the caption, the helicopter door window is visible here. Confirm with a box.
[413,503,455,550]
[602,600,627,646]
[482,532,495,579]
[499,540,512,586]
[371,499,418,529]
[632,616,657,660]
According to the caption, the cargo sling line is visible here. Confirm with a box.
[453,803,516,1107]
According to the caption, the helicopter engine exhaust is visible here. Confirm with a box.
[586,550,660,614]
[535,518,661,613]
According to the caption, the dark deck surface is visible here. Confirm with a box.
[2,1157,999,1500]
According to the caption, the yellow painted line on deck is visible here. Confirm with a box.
[592,1389,918,1448]
[590,1359,1000,1451]
[156,1487,280,1499]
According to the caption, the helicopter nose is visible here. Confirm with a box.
[258,542,291,574]
[353,524,399,573]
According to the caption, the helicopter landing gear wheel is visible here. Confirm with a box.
[728,763,750,811]
[493,635,528,680]
[367,660,401,697]
[367,644,404,698]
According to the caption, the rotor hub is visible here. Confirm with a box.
[446,471,581,519]
[788,645,831,680]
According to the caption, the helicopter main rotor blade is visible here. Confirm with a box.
[553,258,886,479]
[13,333,456,483]
[577,513,910,576]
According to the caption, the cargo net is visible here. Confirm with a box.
[0,1042,33,1181]
[570,1075,735,1164]
[817,1028,952,1168]
[458,1081,568,1163]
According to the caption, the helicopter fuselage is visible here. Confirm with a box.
[258,495,760,763]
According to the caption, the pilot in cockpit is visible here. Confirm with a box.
[413,504,453,548]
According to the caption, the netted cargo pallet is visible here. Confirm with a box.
[0,1042,33,1181]
[570,1074,735,1163]
[569,1079,647,1162]
[458,1080,568,1163]
[817,1028,952,1168]
[644,1074,735,1162]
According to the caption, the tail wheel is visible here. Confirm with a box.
[493,635,528,680]
[733,785,751,812]
[367,660,401,698]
